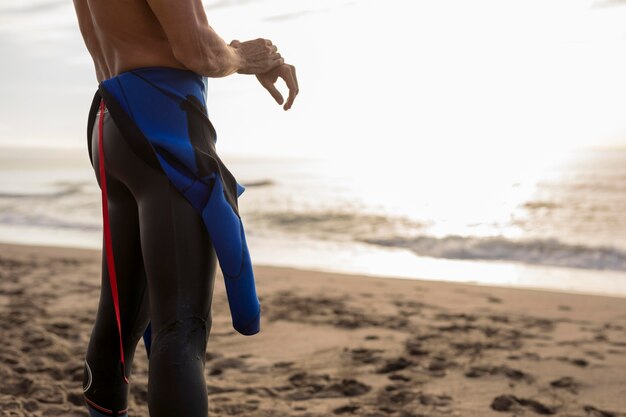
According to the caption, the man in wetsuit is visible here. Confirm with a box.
[72,1,298,416]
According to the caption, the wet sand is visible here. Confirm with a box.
[1,242,625,417]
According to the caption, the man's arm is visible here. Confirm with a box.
[145,0,297,109]
[145,0,282,77]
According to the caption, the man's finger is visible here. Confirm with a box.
[290,64,299,91]
[263,82,284,105]
[280,66,299,110]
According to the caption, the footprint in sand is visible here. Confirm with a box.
[22,398,39,412]
[283,371,371,401]
[66,391,85,407]
[205,351,224,362]
[555,356,589,367]
[29,384,65,405]
[550,376,581,394]
[210,401,260,415]
[266,291,411,330]
[404,338,430,357]
[207,357,247,376]
[45,320,73,338]
[375,357,414,374]
[347,347,385,365]
[1,376,33,396]
[272,360,295,369]
[425,356,457,377]
[206,384,239,395]
[419,392,453,407]
[392,299,430,316]
[333,404,360,414]
[21,327,54,350]
[488,314,510,323]
[491,394,558,415]
[507,351,541,361]
[585,350,606,360]
[378,384,417,408]
[465,364,534,383]
[583,404,622,417]
[64,363,85,383]
[388,373,411,382]
[374,384,453,412]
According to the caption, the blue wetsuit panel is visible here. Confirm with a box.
[98,67,261,338]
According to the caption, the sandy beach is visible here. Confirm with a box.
[1,241,625,417]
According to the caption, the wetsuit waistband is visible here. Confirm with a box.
[101,66,204,83]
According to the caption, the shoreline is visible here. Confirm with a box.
[1,241,625,416]
[1,240,625,301]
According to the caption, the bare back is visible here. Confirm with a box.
[73,0,298,108]
[73,0,187,82]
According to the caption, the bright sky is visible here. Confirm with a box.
[0,0,625,158]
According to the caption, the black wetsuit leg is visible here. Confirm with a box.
[83,102,218,417]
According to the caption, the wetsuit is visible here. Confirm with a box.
[82,67,261,417]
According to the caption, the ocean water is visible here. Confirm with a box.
[0,145,625,297]
[1,0,626,296]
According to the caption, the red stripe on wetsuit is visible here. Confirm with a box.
[98,99,129,385]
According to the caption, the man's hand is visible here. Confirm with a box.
[230,38,284,75]
[255,64,299,111]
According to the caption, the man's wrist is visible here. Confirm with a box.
[227,42,246,74]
